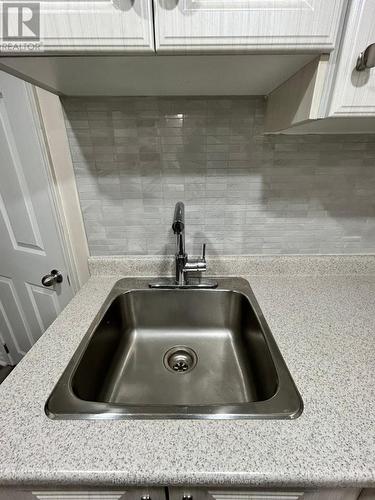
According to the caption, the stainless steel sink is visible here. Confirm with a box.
[46,278,302,419]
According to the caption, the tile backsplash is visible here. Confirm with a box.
[63,97,375,256]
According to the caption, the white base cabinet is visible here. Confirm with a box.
[0,487,373,500]
[0,488,165,500]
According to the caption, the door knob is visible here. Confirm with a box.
[41,269,63,287]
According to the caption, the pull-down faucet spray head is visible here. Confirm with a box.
[172,201,186,259]
[172,201,185,234]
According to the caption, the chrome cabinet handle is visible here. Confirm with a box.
[41,269,63,287]
[141,496,151,500]
[356,43,375,71]
[182,495,193,500]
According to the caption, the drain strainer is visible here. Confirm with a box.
[163,346,198,374]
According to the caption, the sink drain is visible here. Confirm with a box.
[163,346,197,374]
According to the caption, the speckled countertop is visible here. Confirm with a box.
[0,256,375,489]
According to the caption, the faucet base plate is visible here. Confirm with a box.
[149,278,218,289]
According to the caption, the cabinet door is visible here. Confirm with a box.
[329,0,375,116]
[169,488,362,500]
[169,488,305,500]
[154,0,346,53]
[0,487,166,500]
[0,0,154,54]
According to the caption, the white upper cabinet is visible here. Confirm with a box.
[329,0,375,116]
[153,0,347,53]
[0,0,347,55]
[0,0,154,53]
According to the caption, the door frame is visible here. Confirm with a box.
[28,84,90,293]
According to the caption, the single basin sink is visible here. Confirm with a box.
[46,278,302,419]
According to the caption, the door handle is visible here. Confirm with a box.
[356,43,375,71]
[41,269,63,287]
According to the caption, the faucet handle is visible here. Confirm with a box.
[183,243,207,273]
[201,243,206,261]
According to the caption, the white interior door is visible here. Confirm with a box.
[0,71,74,365]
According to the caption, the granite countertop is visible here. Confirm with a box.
[0,256,374,489]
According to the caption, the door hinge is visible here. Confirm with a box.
[3,343,9,354]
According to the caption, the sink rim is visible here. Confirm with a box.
[45,277,303,420]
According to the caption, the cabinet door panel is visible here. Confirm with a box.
[169,488,305,500]
[0,491,127,499]
[0,0,154,53]
[169,488,361,500]
[0,487,166,500]
[154,0,346,53]
[209,491,304,500]
[329,0,375,116]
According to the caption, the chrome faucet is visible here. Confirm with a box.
[172,201,207,285]
[149,202,217,289]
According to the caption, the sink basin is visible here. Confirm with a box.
[46,278,302,419]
